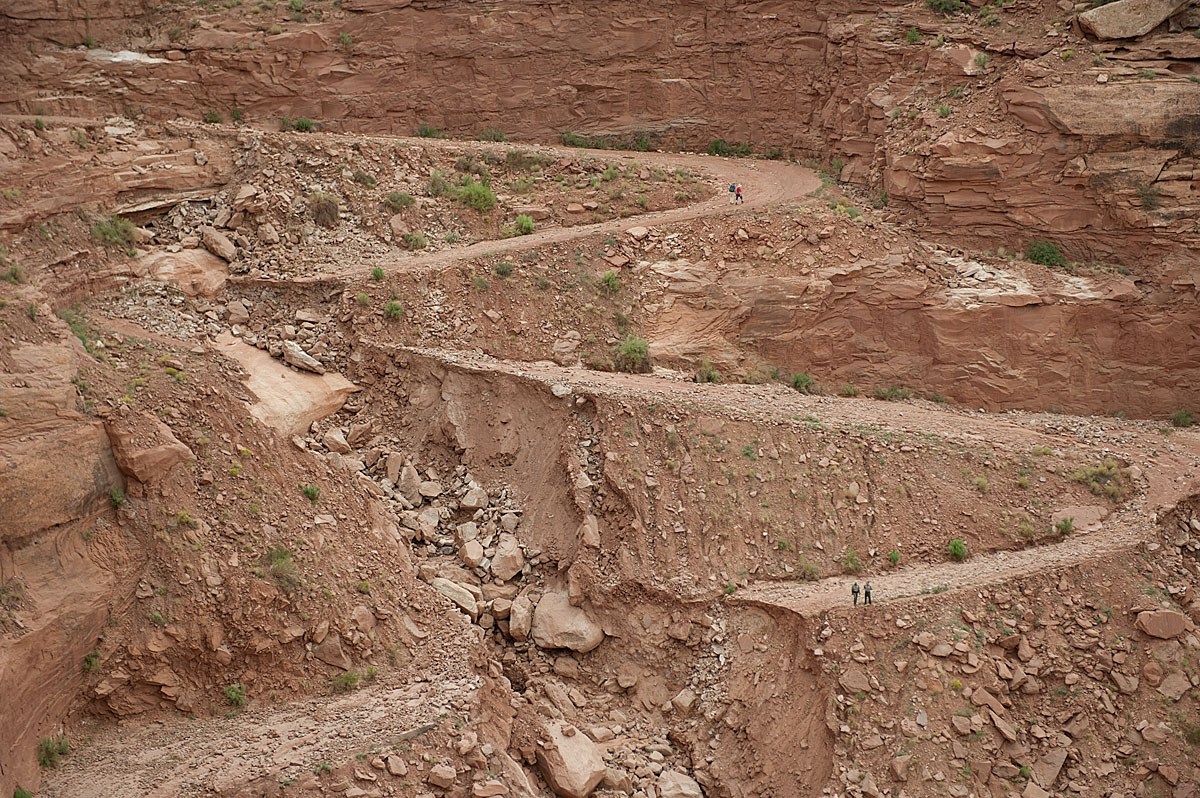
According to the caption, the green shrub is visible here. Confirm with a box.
[91,215,136,247]
[455,179,497,212]
[1137,182,1161,210]
[202,110,222,124]
[948,538,968,562]
[266,546,299,592]
[695,359,721,383]
[1071,459,1130,501]
[1171,409,1193,428]
[841,549,862,574]
[384,191,414,211]
[15,786,33,798]
[356,292,369,306]
[38,736,70,768]
[309,192,340,228]
[224,683,246,707]
[401,231,426,250]
[1054,517,1075,536]
[707,139,752,157]
[598,270,620,295]
[83,35,95,48]
[427,170,452,197]
[615,335,651,373]
[292,117,315,133]
[478,127,508,142]
[512,214,535,235]
[301,484,320,502]
[797,557,820,581]
[351,169,376,187]
[839,384,860,397]
[416,123,445,139]
[337,31,352,47]
[888,549,901,566]
[109,488,126,508]
[972,476,989,494]
[723,582,737,596]
[493,261,514,278]
[472,275,489,292]
[937,104,951,118]
[384,300,403,319]
[790,373,815,394]
[1026,240,1066,267]
[873,385,912,401]
[927,0,963,14]
[370,266,384,281]
[332,670,361,692]
[83,650,100,673]
[905,27,921,44]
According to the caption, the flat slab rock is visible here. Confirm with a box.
[1078,0,1192,39]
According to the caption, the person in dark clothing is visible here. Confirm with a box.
[851,581,860,606]
[863,582,873,605]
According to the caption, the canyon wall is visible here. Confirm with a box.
[2,1,1198,268]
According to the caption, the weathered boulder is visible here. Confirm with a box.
[1078,0,1191,40]
[531,591,604,653]
[536,721,606,798]
[199,225,238,262]
[1135,609,1193,639]
[313,633,351,670]
[105,412,196,484]
[509,595,533,641]
[282,340,325,374]
[431,577,479,620]
[658,770,704,798]
[322,427,352,454]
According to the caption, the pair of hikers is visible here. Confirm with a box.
[851,581,873,606]
[728,183,744,204]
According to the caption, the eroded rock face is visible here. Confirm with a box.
[535,721,606,798]
[531,592,605,653]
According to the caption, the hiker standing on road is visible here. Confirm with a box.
[851,581,860,606]
[864,582,873,605]
[735,184,744,204]
[729,182,737,204]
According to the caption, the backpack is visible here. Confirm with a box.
[729,183,736,193]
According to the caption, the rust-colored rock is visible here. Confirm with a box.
[105,412,196,485]
[1135,609,1193,639]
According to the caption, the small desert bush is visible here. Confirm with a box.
[309,192,340,228]
[1071,459,1130,501]
[224,683,246,707]
[351,169,376,187]
[266,546,299,592]
[1026,240,1066,268]
[948,537,968,562]
[1171,409,1194,428]
[478,127,508,142]
[384,191,414,211]
[598,270,620,295]
[841,548,862,574]
[401,231,427,250]
[615,335,651,373]
[512,214,535,235]
[455,179,497,212]
[38,736,70,768]
[790,373,815,394]
[91,215,136,247]
[416,123,445,138]
[695,359,721,383]
[384,300,403,319]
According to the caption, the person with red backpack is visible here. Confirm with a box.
[735,184,744,204]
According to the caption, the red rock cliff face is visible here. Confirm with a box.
[3,1,1197,270]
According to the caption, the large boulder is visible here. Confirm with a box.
[509,595,533,641]
[658,770,705,798]
[535,721,606,798]
[1135,609,1193,639]
[105,412,196,484]
[1078,0,1191,39]
[199,225,238,261]
[531,591,605,653]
